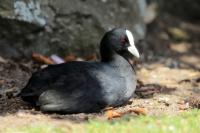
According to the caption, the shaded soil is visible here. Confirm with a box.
[0,15,199,127]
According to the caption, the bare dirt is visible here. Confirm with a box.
[0,15,199,128]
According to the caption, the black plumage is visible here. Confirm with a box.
[20,28,140,114]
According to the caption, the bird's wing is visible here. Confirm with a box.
[32,69,105,113]
[19,62,101,106]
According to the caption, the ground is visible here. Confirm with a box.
[0,15,199,132]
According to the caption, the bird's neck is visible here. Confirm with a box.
[100,46,132,69]
[109,54,132,69]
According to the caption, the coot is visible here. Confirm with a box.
[20,28,140,114]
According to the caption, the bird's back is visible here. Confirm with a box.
[20,61,101,103]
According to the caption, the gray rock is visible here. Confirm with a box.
[0,0,46,26]
[0,0,146,59]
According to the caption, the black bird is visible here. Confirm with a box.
[20,28,140,114]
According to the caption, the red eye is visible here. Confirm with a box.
[120,36,128,44]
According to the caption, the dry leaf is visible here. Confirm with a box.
[84,54,97,61]
[103,107,114,111]
[128,108,146,115]
[106,110,122,119]
[105,107,146,120]
[64,54,76,62]
[32,53,54,65]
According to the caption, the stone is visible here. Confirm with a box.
[0,0,46,26]
[0,0,146,59]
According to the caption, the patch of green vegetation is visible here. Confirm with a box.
[5,109,200,133]
[87,109,200,133]
[5,124,66,133]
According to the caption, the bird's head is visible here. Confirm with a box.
[100,28,140,61]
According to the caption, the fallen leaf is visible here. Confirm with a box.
[128,108,146,115]
[103,106,114,111]
[32,53,54,65]
[105,107,146,120]
[106,110,122,120]
[64,54,76,62]
[84,54,97,61]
